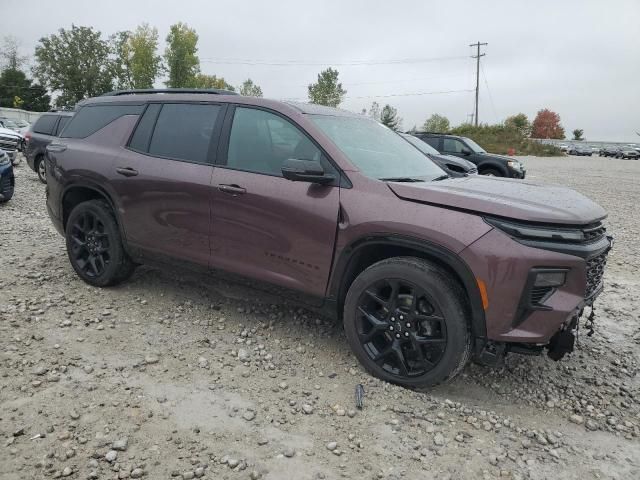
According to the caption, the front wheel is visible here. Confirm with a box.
[343,257,471,389]
[65,200,135,287]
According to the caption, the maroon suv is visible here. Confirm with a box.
[44,89,613,389]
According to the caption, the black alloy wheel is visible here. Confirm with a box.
[355,278,447,378]
[343,257,471,389]
[69,211,111,278]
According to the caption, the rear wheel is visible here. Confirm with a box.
[343,257,471,389]
[480,168,501,177]
[65,200,135,287]
[36,156,47,184]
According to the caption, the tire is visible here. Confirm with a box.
[343,257,471,390]
[65,199,135,287]
[35,156,47,184]
[480,168,501,177]
[0,176,13,203]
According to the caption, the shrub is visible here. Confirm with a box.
[449,124,563,157]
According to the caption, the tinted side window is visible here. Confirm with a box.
[442,138,466,153]
[422,137,440,149]
[55,116,71,136]
[227,107,321,176]
[33,115,58,135]
[148,103,220,163]
[129,104,161,152]
[61,104,144,139]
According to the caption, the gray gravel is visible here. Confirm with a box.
[1,155,639,479]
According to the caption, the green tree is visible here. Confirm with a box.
[112,24,163,89]
[239,78,263,97]
[193,73,234,91]
[0,67,50,111]
[308,67,346,107]
[422,114,450,133]
[164,22,199,88]
[572,129,584,141]
[380,104,402,131]
[33,25,113,106]
[504,113,531,137]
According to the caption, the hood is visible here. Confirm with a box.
[477,152,522,164]
[0,126,23,139]
[387,176,606,225]
[428,153,475,169]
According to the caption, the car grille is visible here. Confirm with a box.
[585,251,608,298]
[468,167,478,174]
[530,286,553,305]
[582,222,606,242]
[0,134,19,151]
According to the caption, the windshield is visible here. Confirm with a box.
[310,115,445,181]
[464,137,487,153]
[400,133,441,155]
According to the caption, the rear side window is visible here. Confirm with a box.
[128,104,161,152]
[422,137,440,149]
[147,103,221,163]
[55,116,71,136]
[33,115,58,135]
[61,104,144,139]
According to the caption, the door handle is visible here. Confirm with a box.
[116,167,139,177]
[46,143,67,153]
[217,184,246,195]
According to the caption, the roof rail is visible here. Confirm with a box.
[100,88,239,97]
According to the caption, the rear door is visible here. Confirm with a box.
[209,106,340,300]
[112,102,225,266]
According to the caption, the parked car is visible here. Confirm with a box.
[45,89,612,389]
[0,117,21,132]
[600,146,619,157]
[559,144,569,153]
[568,144,593,156]
[0,125,22,166]
[0,150,15,203]
[24,111,74,183]
[400,133,477,177]
[615,147,640,159]
[412,132,526,178]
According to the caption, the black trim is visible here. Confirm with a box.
[327,234,487,340]
[101,88,239,96]
[513,267,568,327]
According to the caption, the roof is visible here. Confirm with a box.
[283,101,361,117]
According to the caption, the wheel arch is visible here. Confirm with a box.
[328,235,487,341]
[477,161,508,176]
[61,183,130,252]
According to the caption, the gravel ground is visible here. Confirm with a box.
[1,155,639,480]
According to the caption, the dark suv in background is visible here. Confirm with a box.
[45,89,611,389]
[25,111,74,183]
[414,132,526,178]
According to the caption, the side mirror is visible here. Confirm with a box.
[282,159,335,185]
[461,148,471,155]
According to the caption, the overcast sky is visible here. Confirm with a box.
[3,0,639,141]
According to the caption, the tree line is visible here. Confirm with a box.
[1,25,584,142]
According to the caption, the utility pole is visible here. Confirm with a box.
[470,41,487,127]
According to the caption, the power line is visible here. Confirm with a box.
[199,55,468,67]
[480,61,498,123]
[469,41,487,126]
[284,88,475,102]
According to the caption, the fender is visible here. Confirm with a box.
[327,234,487,340]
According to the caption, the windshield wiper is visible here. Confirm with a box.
[379,177,425,182]
[432,174,450,181]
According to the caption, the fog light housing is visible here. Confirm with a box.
[533,270,566,287]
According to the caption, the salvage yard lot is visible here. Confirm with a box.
[1,155,638,479]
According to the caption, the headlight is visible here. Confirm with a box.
[485,218,585,242]
[507,160,522,170]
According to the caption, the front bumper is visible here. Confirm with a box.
[460,228,612,344]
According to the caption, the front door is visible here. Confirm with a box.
[210,106,340,300]
[112,102,225,266]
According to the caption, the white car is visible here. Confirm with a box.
[0,126,23,165]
